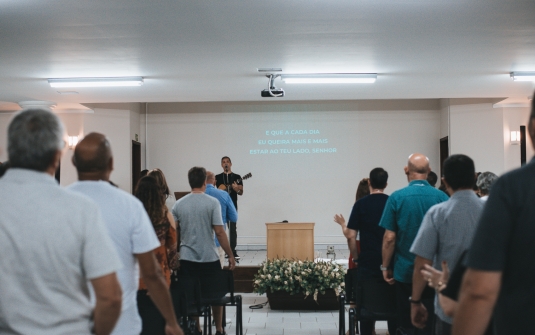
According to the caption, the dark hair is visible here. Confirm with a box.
[140,169,149,177]
[72,135,111,173]
[369,167,388,189]
[427,171,438,187]
[355,178,370,202]
[0,161,10,178]
[148,168,171,196]
[188,166,206,188]
[443,154,476,191]
[135,176,166,225]
[221,156,231,163]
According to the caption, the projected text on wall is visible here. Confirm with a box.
[250,129,337,155]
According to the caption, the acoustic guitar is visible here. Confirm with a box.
[218,172,252,193]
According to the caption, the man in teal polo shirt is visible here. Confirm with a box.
[380,153,449,335]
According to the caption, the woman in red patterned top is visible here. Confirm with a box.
[135,176,179,335]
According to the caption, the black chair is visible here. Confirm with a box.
[354,277,397,333]
[200,269,243,335]
[171,275,211,335]
[339,268,358,335]
[348,308,357,335]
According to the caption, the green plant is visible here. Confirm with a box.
[253,258,345,302]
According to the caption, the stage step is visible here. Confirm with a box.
[224,265,260,293]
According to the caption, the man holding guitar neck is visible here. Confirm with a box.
[215,156,243,260]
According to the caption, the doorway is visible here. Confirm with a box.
[132,141,141,193]
[439,136,449,177]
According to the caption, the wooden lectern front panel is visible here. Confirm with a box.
[265,223,314,260]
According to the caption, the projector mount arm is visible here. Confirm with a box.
[266,74,283,97]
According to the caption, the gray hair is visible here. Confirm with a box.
[476,171,498,195]
[8,109,65,172]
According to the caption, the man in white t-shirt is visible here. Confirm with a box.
[0,109,123,335]
[69,133,182,335]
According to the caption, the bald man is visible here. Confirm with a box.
[68,133,183,335]
[379,153,449,335]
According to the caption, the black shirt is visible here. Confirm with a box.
[466,158,535,334]
[346,193,389,274]
[215,172,242,211]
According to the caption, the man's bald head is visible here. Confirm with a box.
[404,153,431,181]
[206,171,216,185]
[72,133,113,176]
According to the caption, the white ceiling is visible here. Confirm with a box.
[0,0,534,111]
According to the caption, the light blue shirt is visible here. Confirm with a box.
[379,179,449,283]
[411,189,484,323]
[205,184,238,247]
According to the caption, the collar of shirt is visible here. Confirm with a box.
[3,168,58,186]
[450,189,478,200]
[408,179,431,187]
[206,184,215,190]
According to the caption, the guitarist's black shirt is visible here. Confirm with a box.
[215,172,242,211]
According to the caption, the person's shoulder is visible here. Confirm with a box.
[428,186,449,198]
[388,186,408,198]
[497,160,535,187]
[62,186,100,209]
[203,192,221,204]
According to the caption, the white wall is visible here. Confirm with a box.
[450,103,506,175]
[146,100,441,247]
[58,113,85,186]
[84,108,132,192]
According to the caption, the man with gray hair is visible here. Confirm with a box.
[0,109,123,335]
[476,171,498,201]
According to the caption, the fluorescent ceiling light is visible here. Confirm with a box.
[510,72,535,82]
[48,77,144,88]
[282,73,377,84]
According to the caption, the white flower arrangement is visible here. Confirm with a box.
[253,258,345,302]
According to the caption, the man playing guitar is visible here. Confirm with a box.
[215,156,243,260]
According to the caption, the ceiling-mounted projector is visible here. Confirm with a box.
[261,88,284,97]
[261,74,284,98]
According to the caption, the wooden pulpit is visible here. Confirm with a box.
[265,222,315,260]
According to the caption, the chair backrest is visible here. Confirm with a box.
[171,275,203,317]
[355,278,396,319]
[199,269,234,303]
[344,268,358,303]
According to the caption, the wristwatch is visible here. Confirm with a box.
[409,296,421,304]
[380,265,389,271]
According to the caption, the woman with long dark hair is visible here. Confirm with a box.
[148,168,177,212]
[135,176,179,335]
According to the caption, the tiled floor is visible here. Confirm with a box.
[202,250,390,335]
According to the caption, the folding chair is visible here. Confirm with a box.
[171,275,211,335]
[354,277,397,334]
[200,269,243,335]
[339,268,358,335]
